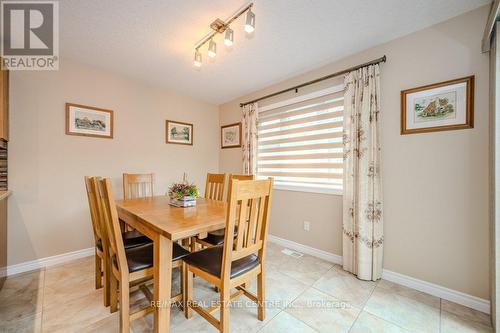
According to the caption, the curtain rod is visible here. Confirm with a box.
[240,55,387,107]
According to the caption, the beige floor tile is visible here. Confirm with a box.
[44,256,95,287]
[0,312,42,333]
[364,286,440,333]
[286,287,359,333]
[312,265,376,308]
[43,270,96,308]
[248,269,310,309]
[277,254,333,285]
[201,301,281,333]
[80,313,119,333]
[264,242,288,269]
[132,301,280,333]
[441,311,493,333]
[349,311,411,333]
[441,299,491,327]
[258,311,318,333]
[377,279,440,308]
[42,289,113,333]
[0,269,45,322]
[131,307,186,333]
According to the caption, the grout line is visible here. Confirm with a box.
[281,295,321,333]
[347,274,379,332]
[39,267,46,333]
[439,298,442,333]
[346,306,363,333]
[346,279,378,332]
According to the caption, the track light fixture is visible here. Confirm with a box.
[193,50,202,67]
[244,9,255,33]
[193,3,255,67]
[224,28,234,47]
[208,39,217,58]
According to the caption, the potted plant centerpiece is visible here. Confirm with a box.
[168,181,199,207]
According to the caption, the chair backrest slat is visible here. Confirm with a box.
[84,176,102,242]
[123,173,155,200]
[245,198,259,247]
[221,179,273,281]
[235,199,248,251]
[205,173,226,201]
[98,178,128,274]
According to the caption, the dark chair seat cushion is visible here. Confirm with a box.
[183,245,260,279]
[122,230,152,249]
[96,230,152,252]
[112,243,190,273]
[200,228,238,246]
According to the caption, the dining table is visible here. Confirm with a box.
[115,195,227,333]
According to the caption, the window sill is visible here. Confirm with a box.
[273,184,343,196]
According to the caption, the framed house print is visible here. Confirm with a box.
[221,122,241,149]
[166,120,193,145]
[65,103,114,139]
[401,76,474,135]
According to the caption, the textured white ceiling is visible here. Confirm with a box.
[59,0,490,105]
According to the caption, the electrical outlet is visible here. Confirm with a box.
[303,221,310,231]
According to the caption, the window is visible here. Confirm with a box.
[256,86,344,195]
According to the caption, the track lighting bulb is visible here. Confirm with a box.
[244,9,255,33]
[208,39,217,58]
[193,50,202,67]
[224,28,234,46]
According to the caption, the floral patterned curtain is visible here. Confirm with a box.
[242,103,258,174]
[342,64,383,281]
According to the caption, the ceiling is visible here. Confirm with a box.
[60,0,490,105]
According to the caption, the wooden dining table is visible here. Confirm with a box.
[115,196,227,333]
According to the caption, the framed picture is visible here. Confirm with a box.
[65,103,114,139]
[401,76,474,135]
[166,120,193,145]
[221,122,242,149]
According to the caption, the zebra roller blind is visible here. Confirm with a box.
[256,90,344,192]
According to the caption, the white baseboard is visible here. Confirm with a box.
[4,247,94,277]
[267,234,491,314]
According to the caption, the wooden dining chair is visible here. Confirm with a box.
[123,173,155,200]
[195,174,255,249]
[85,177,153,307]
[84,176,106,294]
[183,178,274,333]
[97,178,190,332]
[190,173,227,251]
[205,173,226,201]
[122,173,155,232]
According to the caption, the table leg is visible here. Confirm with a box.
[153,234,172,333]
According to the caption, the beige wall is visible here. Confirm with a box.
[8,60,219,265]
[220,6,490,299]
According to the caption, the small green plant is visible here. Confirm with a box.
[168,182,198,200]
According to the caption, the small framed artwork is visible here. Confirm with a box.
[401,76,474,135]
[221,122,242,149]
[65,103,114,139]
[166,120,193,145]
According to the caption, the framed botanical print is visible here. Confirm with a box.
[166,120,193,145]
[401,76,474,135]
[221,122,241,149]
[65,103,114,139]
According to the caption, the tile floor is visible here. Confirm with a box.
[0,242,493,333]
